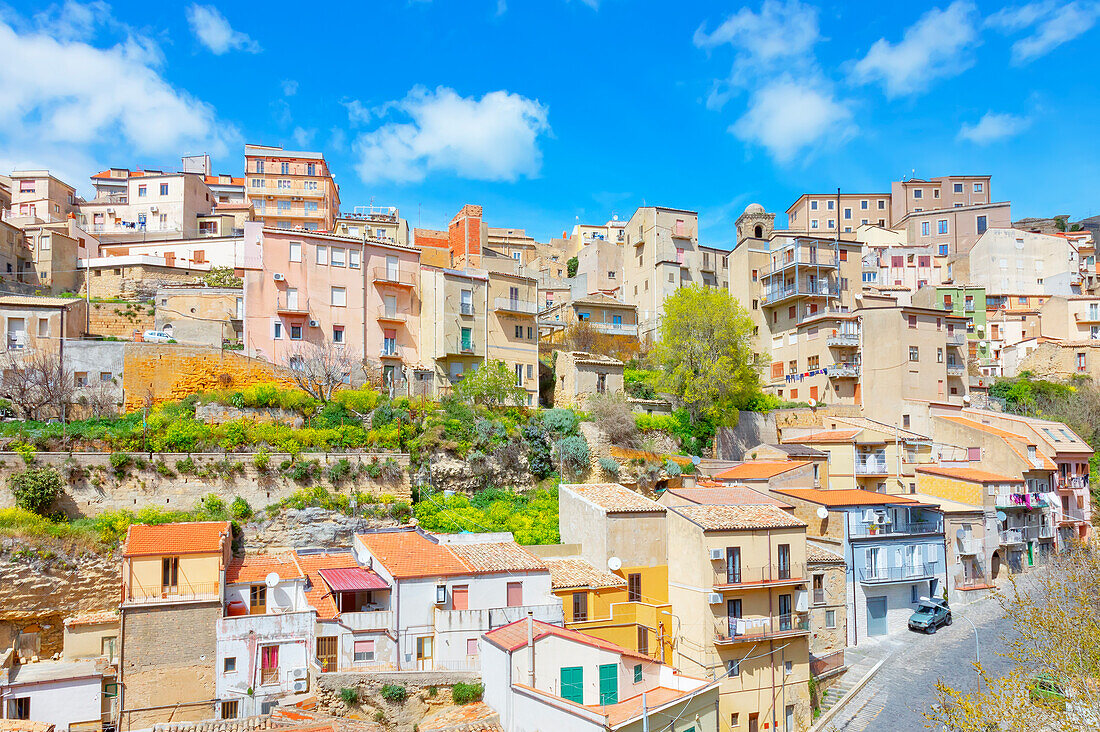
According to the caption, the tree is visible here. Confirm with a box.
[587,391,637,446]
[285,339,360,403]
[926,549,1100,731]
[0,351,76,420]
[453,359,527,408]
[653,285,763,424]
[203,266,243,288]
[566,256,579,278]
[9,465,64,515]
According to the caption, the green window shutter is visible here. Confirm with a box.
[598,663,618,705]
[633,664,642,684]
[560,666,583,704]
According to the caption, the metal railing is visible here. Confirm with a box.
[946,333,967,346]
[589,322,639,336]
[761,254,840,277]
[829,362,861,378]
[372,267,417,286]
[762,283,837,304]
[493,297,538,315]
[126,580,220,603]
[858,562,939,583]
[826,332,859,347]
[995,493,1047,509]
[1000,529,1025,545]
[714,614,809,642]
[854,460,888,475]
[946,363,966,376]
[849,520,942,538]
[275,295,309,313]
[450,338,477,356]
[810,650,845,677]
[1058,505,1088,523]
[713,561,805,587]
[380,345,400,358]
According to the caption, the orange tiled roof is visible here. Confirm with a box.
[806,542,845,564]
[936,416,1058,470]
[714,461,809,480]
[419,702,501,732]
[670,504,807,531]
[916,465,1023,484]
[205,175,244,186]
[545,558,627,590]
[64,611,119,628]
[772,488,920,507]
[446,542,547,574]
[226,552,305,584]
[483,618,650,662]
[123,521,230,557]
[357,530,469,580]
[293,551,360,620]
[595,687,695,727]
[782,429,862,443]
[662,484,791,508]
[563,483,665,513]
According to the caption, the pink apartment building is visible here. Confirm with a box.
[242,227,421,387]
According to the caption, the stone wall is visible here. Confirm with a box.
[86,301,156,339]
[0,542,121,657]
[195,404,303,427]
[314,670,480,732]
[0,451,412,517]
[242,507,402,551]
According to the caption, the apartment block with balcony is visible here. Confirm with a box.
[6,170,78,226]
[366,242,423,390]
[863,245,942,292]
[765,311,861,407]
[889,176,992,225]
[664,501,812,732]
[80,169,215,241]
[334,207,409,248]
[354,528,561,672]
[698,244,730,290]
[419,266,488,394]
[772,489,945,646]
[540,293,640,348]
[118,521,232,730]
[784,192,892,235]
[564,218,627,258]
[913,284,990,367]
[487,270,539,405]
[244,145,340,232]
[621,206,703,342]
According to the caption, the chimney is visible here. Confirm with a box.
[526,611,535,687]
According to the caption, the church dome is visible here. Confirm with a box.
[743,203,766,215]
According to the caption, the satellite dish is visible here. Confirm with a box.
[607,556,622,572]
[963,395,971,404]
[816,506,829,520]
[356,548,371,565]
[264,572,280,589]
[807,398,818,408]
[996,510,1007,522]
[956,528,966,540]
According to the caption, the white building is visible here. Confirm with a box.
[480,617,719,732]
[0,660,104,731]
[80,169,215,241]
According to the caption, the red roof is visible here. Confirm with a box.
[205,175,244,186]
[123,521,230,557]
[318,566,389,592]
[293,552,361,619]
[782,429,861,443]
[483,618,651,662]
[663,484,791,507]
[916,465,1023,484]
[714,461,808,480]
[357,530,471,579]
[772,488,920,507]
[226,553,305,584]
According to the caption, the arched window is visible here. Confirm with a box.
[754,224,764,238]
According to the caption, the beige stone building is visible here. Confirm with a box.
[81,256,208,300]
[154,286,242,347]
[805,542,847,690]
[486,269,539,405]
[0,295,86,357]
[785,192,892,235]
[244,144,340,231]
[551,350,624,409]
[80,168,216,241]
[574,237,623,295]
[951,228,1083,295]
[563,218,627,258]
[7,170,78,224]
[540,292,639,344]
[334,206,410,247]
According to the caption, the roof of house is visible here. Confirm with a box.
[596,686,702,727]
[482,618,651,662]
[0,295,81,308]
[563,483,665,513]
[757,443,828,459]
[781,429,862,444]
[916,465,1023,484]
[961,409,1093,453]
[356,530,471,579]
[806,542,845,564]
[670,504,807,531]
[446,541,548,574]
[226,553,305,584]
[714,461,808,481]
[661,484,791,508]
[63,610,119,628]
[570,292,636,309]
[123,521,231,557]
[772,488,921,507]
[935,415,1058,470]
[419,702,502,732]
[293,551,361,620]
[829,416,931,441]
[318,566,389,592]
[544,558,627,590]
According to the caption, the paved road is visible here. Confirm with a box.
[826,587,1020,731]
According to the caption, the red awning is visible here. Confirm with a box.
[318,567,389,592]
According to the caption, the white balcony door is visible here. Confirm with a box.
[385,295,397,318]
[7,318,25,349]
[386,255,399,280]
[287,288,299,310]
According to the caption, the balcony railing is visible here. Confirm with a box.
[377,308,407,323]
[946,363,966,376]
[714,614,809,643]
[761,283,837,305]
[1000,529,1025,545]
[854,459,889,475]
[995,493,1048,510]
[589,322,639,336]
[957,536,982,555]
[829,362,861,378]
[448,339,477,356]
[493,297,538,315]
[946,333,967,346]
[275,295,309,314]
[1058,505,1088,523]
[858,562,939,583]
[713,561,805,587]
[826,332,859,347]
[849,520,943,539]
[810,650,845,677]
[380,345,401,359]
[126,581,220,604]
[761,255,840,277]
[372,267,417,287]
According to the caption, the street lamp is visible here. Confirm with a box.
[958,611,981,692]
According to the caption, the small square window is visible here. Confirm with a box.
[224,657,236,673]
[290,325,302,340]
[825,610,836,628]
[909,346,919,361]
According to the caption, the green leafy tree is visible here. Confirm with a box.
[453,360,527,408]
[203,266,243,288]
[8,465,64,515]
[566,256,579,278]
[654,285,763,424]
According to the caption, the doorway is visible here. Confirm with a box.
[415,636,433,670]
[866,596,888,636]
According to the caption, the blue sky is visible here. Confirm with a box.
[1,0,1098,247]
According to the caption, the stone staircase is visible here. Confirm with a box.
[817,647,883,714]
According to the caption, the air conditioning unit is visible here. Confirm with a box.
[290,668,307,682]
[707,593,723,605]
[291,679,308,693]
[708,548,724,561]
[273,273,285,281]
[862,509,876,523]
[435,584,448,604]
[308,320,319,328]
[875,514,888,525]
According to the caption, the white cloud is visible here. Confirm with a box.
[185,4,260,55]
[0,9,236,173]
[850,1,979,97]
[32,0,113,41]
[342,99,372,126]
[292,127,315,147]
[694,0,820,109]
[731,77,854,163]
[957,111,1031,144]
[281,80,298,97]
[353,86,550,184]
[987,1,1100,64]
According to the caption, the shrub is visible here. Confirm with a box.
[380,458,403,483]
[338,687,359,706]
[154,461,176,478]
[598,457,620,477]
[427,686,438,698]
[451,681,484,705]
[229,497,253,520]
[523,423,554,479]
[8,466,64,515]
[587,392,637,446]
[327,458,353,484]
[542,408,578,435]
[380,684,408,703]
[253,449,270,472]
[108,452,133,476]
[665,458,682,476]
[176,456,195,475]
[557,434,590,473]
[13,443,36,464]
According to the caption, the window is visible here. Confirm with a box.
[159,183,169,196]
[909,346,919,361]
[861,199,868,210]
[828,219,835,229]
[634,664,643,683]
[597,373,607,394]
[460,327,472,351]
[260,645,279,685]
[726,660,740,677]
[138,185,147,197]
[467,638,479,656]
[953,182,964,193]
[220,700,239,720]
[908,314,918,328]
[627,573,641,601]
[354,640,376,662]
[939,243,948,256]
[914,189,923,199]
[878,199,886,209]
[561,667,584,704]
[349,249,361,268]
[333,325,344,343]
[572,591,588,621]
[937,348,943,363]
[844,208,852,219]
[224,656,236,673]
[810,200,818,210]
[305,201,318,214]
[331,248,345,267]
[636,626,649,655]
[811,220,819,229]
[39,235,50,251]
[307,163,316,176]
[277,200,292,213]
[967,446,981,461]
[921,221,930,236]
[162,556,179,592]
[316,246,328,265]
[331,287,346,306]
[7,697,29,720]
[280,162,290,175]
[974,182,984,193]
[827,200,835,210]
[919,255,931,267]
[1078,352,1087,372]
[751,269,758,282]
[289,242,301,262]
[785,660,793,675]
[937,219,948,234]
[250,584,267,614]
[290,324,302,340]
[976,215,988,234]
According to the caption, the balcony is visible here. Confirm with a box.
[435,603,564,633]
[493,297,538,316]
[829,362,861,378]
[1039,523,1055,539]
[946,363,966,376]
[956,536,982,555]
[946,333,967,346]
[339,610,395,632]
[849,519,943,539]
[377,308,407,324]
[670,222,695,239]
[380,345,401,360]
[761,254,840,278]
[714,614,809,644]
[275,295,309,315]
[826,332,860,347]
[1000,529,1025,545]
[854,458,889,475]
[1058,505,1088,524]
[712,562,806,589]
[858,562,939,583]
[372,267,417,288]
[447,339,478,357]
[125,581,220,604]
[995,492,1048,510]
[589,322,639,337]
[761,282,837,306]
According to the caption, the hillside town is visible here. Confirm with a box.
[0,146,1098,732]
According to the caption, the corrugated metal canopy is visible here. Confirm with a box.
[318,566,389,592]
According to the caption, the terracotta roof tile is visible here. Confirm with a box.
[123,521,230,557]
[916,465,1024,484]
[806,542,845,564]
[662,484,791,508]
[563,483,665,513]
[714,461,808,480]
[446,542,547,574]
[773,488,920,507]
[419,702,501,732]
[226,552,305,584]
[294,551,360,620]
[936,416,1058,470]
[483,618,651,662]
[670,504,807,531]
[595,687,698,727]
[544,558,627,590]
[64,611,119,628]
[357,530,469,579]
[781,429,861,444]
